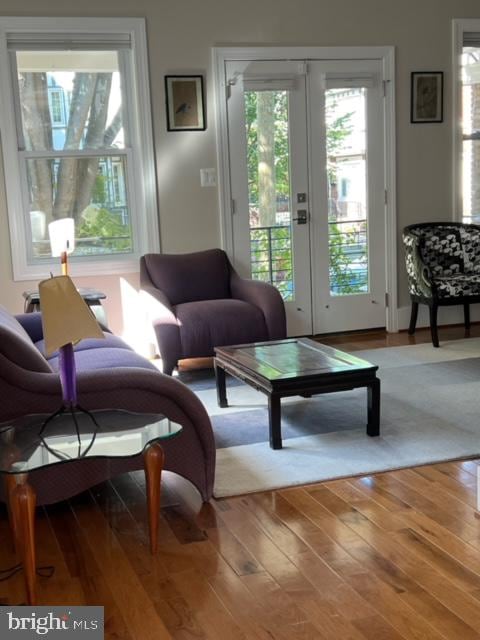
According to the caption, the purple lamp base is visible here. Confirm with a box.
[59,343,77,407]
[39,342,99,458]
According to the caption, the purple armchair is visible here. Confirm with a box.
[140,249,287,375]
[0,305,215,504]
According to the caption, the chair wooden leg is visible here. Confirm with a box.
[144,443,164,554]
[464,303,471,330]
[11,479,37,605]
[429,304,439,347]
[408,301,419,335]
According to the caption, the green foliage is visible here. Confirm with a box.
[326,104,354,185]
[250,226,293,300]
[245,87,365,297]
[91,173,107,204]
[78,207,131,252]
[326,110,354,155]
[329,222,367,295]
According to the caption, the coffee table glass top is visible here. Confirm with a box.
[0,409,182,474]
[215,338,377,381]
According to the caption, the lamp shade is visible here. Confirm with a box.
[39,275,104,357]
[48,218,75,257]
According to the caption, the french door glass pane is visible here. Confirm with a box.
[244,90,294,301]
[26,155,132,259]
[462,47,480,223]
[15,50,124,151]
[326,87,368,295]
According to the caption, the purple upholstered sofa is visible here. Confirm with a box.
[0,305,215,505]
[140,249,287,374]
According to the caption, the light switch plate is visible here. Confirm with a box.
[200,168,217,187]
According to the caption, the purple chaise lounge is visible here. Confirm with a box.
[140,248,286,375]
[0,305,215,504]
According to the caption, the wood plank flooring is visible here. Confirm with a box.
[2,328,480,639]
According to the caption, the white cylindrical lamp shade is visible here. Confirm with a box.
[48,218,75,257]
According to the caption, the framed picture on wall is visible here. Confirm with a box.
[410,71,443,123]
[165,75,206,131]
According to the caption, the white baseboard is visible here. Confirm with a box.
[397,304,480,332]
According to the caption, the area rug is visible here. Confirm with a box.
[178,338,480,498]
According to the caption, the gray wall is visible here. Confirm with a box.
[0,0,477,334]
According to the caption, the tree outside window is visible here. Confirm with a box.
[16,50,132,259]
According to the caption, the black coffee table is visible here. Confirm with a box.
[214,338,380,450]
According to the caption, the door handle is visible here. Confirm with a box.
[293,209,308,224]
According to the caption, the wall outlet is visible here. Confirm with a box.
[200,168,217,187]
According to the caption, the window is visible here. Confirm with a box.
[112,162,125,206]
[454,20,480,224]
[0,18,159,279]
[340,178,350,199]
[461,38,480,223]
[49,89,65,125]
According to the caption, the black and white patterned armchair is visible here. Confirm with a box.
[403,222,480,347]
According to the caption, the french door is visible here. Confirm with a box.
[226,57,387,335]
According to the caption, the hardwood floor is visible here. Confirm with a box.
[3,329,480,639]
[317,321,480,352]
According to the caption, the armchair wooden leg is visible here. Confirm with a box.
[464,303,471,330]
[429,304,439,348]
[408,301,419,335]
[144,443,164,554]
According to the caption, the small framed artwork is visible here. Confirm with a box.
[165,75,206,131]
[410,71,444,123]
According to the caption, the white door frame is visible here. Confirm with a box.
[213,46,398,333]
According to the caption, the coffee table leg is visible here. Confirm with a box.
[144,443,164,554]
[268,395,282,449]
[214,360,228,408]
[367,378,380,437]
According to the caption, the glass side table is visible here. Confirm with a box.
[0,409,182,605]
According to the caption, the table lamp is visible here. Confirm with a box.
[48,218,75,275]
[38,275,105,455]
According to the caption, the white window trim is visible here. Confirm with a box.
[0,16,160,280]
[212,46,398,332]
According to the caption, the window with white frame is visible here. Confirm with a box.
[0,18,159,279]
[455,20,480,224]
[49,88,65,126]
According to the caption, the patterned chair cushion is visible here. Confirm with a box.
[433,274,480,298]
[419,226,464,276]
[460,226,480,274]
